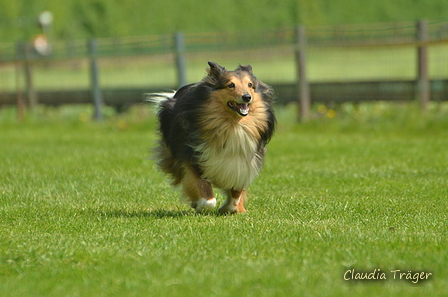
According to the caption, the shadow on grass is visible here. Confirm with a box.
[97,208,223,218]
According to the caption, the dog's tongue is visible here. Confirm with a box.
[228,101,249,116]
[239,103,249,116]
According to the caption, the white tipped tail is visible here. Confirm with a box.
[145,92,176,109]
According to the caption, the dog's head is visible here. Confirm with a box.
[204,61,260,117]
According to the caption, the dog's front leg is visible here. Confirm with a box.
[181,166,216,213]
[219,189,247,214]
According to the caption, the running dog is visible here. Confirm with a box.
[149,61,275,213]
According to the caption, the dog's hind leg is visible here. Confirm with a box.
[181,166,216,213]
[219,189,247,214]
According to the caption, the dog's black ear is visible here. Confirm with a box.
[236,64,253,75]
[207,61,226,77]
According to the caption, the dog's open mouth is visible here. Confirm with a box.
[228,101,249,116]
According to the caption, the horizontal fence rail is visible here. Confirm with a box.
[1,20,448,119]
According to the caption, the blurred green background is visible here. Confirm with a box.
[1,1,447,112]
[2,0,448,42]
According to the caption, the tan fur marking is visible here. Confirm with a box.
[181,165,214,203]
[219,189,247,214]
[155,141,182,186]
[239,93,269,138]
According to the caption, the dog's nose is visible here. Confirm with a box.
[242,94,252,102]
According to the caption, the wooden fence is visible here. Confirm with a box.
[1,20,448,120]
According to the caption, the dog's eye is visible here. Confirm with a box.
[228,83,235,88]
[248,83,253,88]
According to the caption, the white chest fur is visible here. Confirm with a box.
[194,125,263,190]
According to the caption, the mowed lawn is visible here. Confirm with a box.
[0,103,447,296]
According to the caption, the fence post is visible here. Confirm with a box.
[15,42,26,120]
[88,38,103,121]
[23,42,38,111]
[417,20,429,111]
[295,25,311,120]
[174,32,187,88]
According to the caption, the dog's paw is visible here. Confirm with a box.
[218,204,237,214]
[193,198,217,213]
[218,203,246,214]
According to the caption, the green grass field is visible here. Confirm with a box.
[1,103,447,296]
